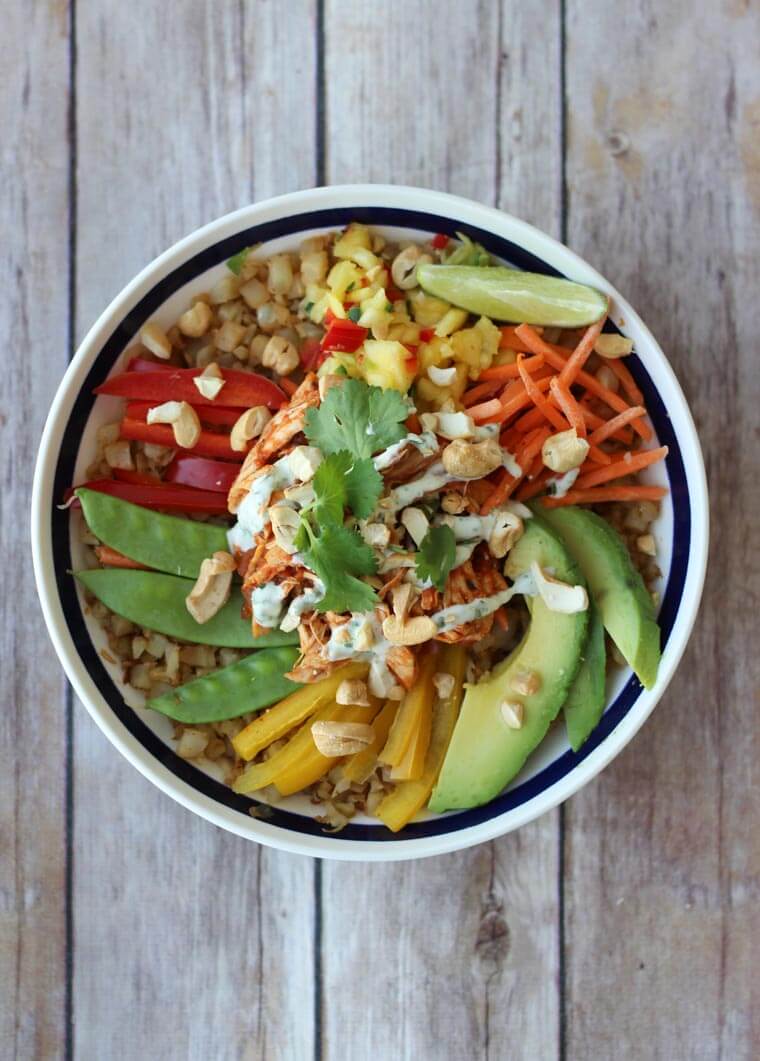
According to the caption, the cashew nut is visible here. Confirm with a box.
[488,510,524,559]
[185,551,235,623]
[230,406,272,452]
[390,582,415,622]
[400,507,429,548]
[427,364,457,386]
[335,679,371,707]
[269,504,301,554]
[510,669,542,697]
[390,245,432,290]
[311,721,374,756]
[192,362,225,400]
[381,614,437,646]
[594,334,634,359]
[441,438,503,480]
[441,491,467,514]
[146,400,201,449]
[541,429,590,474]
[361,522,391,548]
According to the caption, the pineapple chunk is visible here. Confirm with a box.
[417,336,454,374]
[409,290,451,327]
[434,308,469,338]
[360,340,416,393]
[450,327,483,375]
[318,353,361,379]
[415,363,468,408]
[327,259,362,301]
[334,223,372,259]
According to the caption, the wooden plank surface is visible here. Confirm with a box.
[0,3,70,1058]
[6,1,759,1058]
[563,1,760,1057]
[320,4,563,1058]
[71,4,318,1059]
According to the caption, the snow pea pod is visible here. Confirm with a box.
[416,264,607,327]
[75,487,230,578]
[75,568,298,649]
[148,646,302,723]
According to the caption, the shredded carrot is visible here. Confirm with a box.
[588,405,646,447]
[279,377,298,397]
[499,325,542,351]
[481,426,549,514]
[95,545,148,570]
[463,380,501,407]
[575,446,668,490]
[577,401,635,445]
[557,316,606,388]
[513,324,652,441]
[516,468,553,501]
[468,397,505,422]
[541,485,667,507]
[517,355,568,432]
[481,353,545,382]
[549,376,586,437]
[606,358,644,405]
[512,406,546,434]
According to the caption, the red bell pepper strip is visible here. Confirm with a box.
[419,328,435,343]
[112,468,162,485]
[320,318,368,353]
[125,400,242,428]
[79,478,231,513]
[431,233,449,249]
[119,418,245,461]
[126,357,175,373]
[300,337,324,371]
[165,455,239,493]
[95,545,149,570]
[95,367,286,409]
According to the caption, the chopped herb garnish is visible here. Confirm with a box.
[347,305,362,322]
[415,525,457,591]
[305,378,409,460]
[304,300,314,314]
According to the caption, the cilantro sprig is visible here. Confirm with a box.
[295,449,383,614]
[415,525,457,591]
[305,378,409,460]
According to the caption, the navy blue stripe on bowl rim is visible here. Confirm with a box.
[51,206,691,842]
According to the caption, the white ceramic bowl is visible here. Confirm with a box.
[32,185,708,860]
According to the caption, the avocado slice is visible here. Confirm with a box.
[563,601,606,752]
[429,514,588,813]
[536,504,661,689]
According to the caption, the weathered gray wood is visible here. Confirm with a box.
[72,3,318,1059]
[0,3,70,1058]
[320,3,563,1058]
[563,1,760,1058]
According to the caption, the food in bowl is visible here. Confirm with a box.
[68,223,667,833]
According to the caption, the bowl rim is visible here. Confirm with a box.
[31,184,709,861]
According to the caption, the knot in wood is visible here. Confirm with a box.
[605,129,630,157]
[475,903,510,965]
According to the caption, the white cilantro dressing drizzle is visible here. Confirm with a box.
[323,612,397,697]
[430,569,539,633]
[372,430,439,472]
[251,582,286,629]
[547,467,580,498]
[279,580,326,632]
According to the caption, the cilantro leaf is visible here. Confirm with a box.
[415,525,457,591]
[300,522,378,614]
[311,451,383,524]
[305,378,409,459]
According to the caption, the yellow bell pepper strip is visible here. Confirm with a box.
[233,701,338,794]
[388,654,438,781]
[273,703,379,797]
[232,663,368,761]
[376,645,466,832]
[341,700,398,784]
[379,650,438,769]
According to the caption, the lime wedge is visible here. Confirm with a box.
[416,264,607,327]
